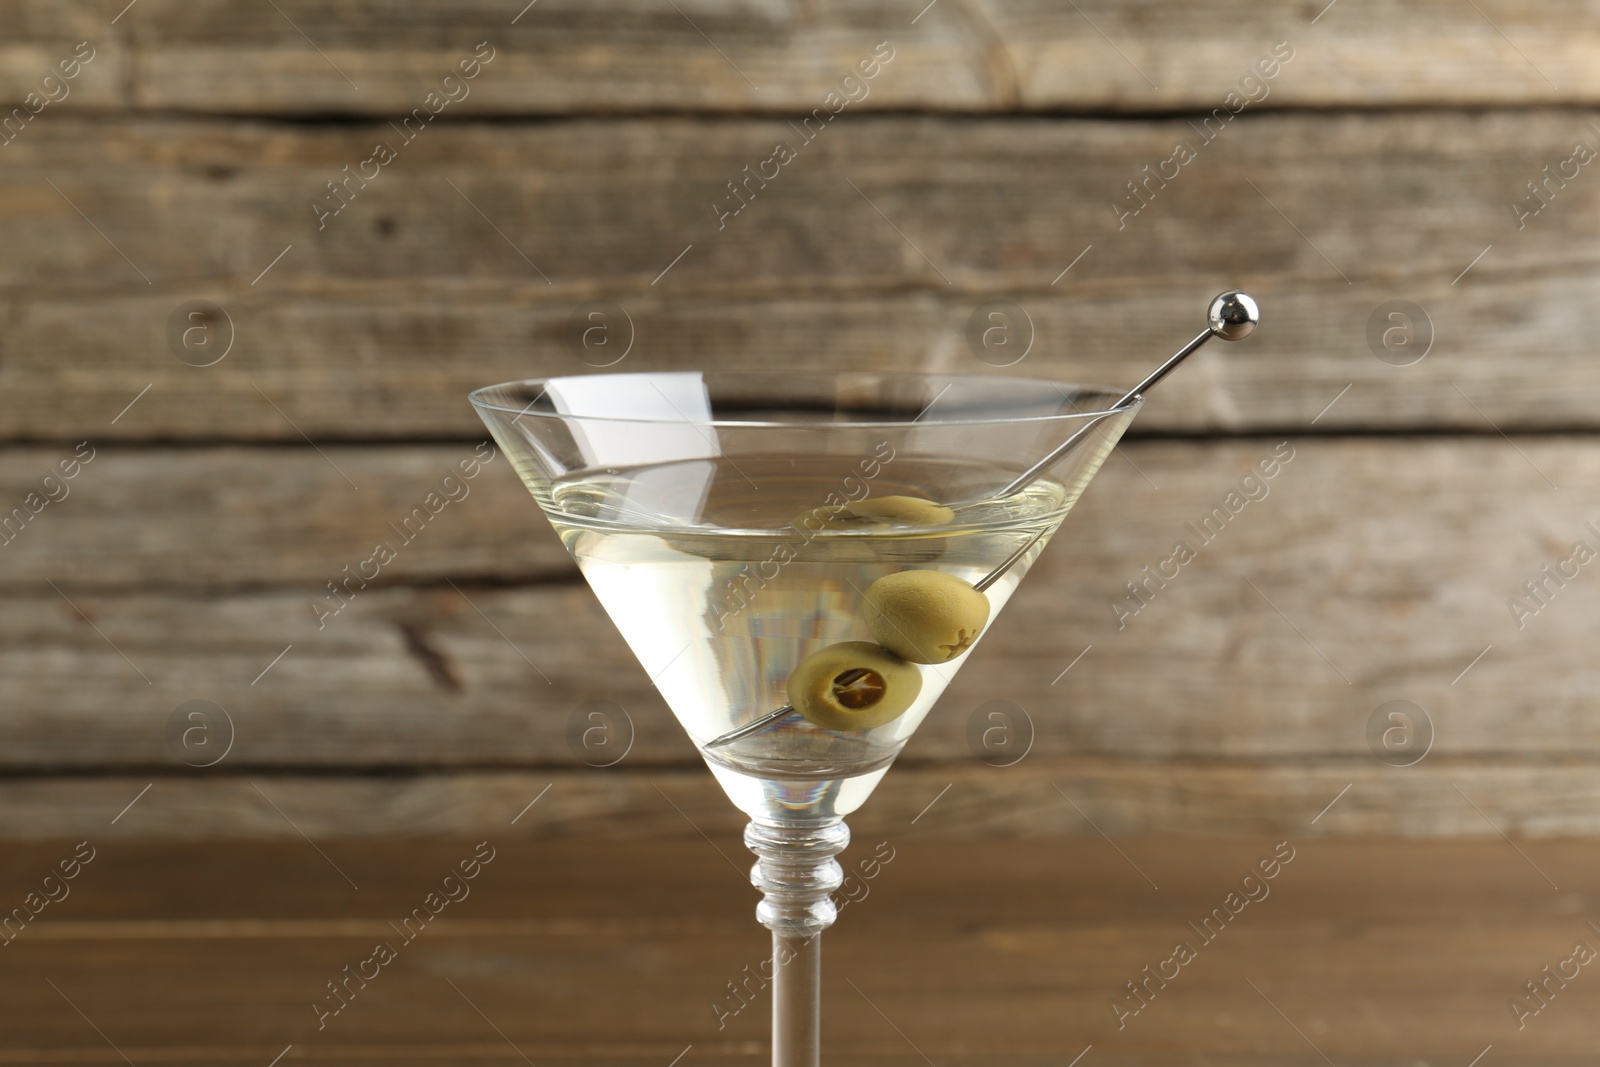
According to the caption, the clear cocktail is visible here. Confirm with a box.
[544,453,1081,819]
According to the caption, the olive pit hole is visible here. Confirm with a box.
[831,668,886,710]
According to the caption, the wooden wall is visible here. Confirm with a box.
[3,0,1598,838]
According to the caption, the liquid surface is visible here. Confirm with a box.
[543,454,1075,823]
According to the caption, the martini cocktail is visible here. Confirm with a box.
[471,369,1140,1064]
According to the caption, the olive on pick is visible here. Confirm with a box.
[862,570,991,664]
[791,495,954,532]
[787,641,923,731]
[843,495,955,526]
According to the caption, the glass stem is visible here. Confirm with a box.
[772,931,822,1067]
[745,818,850,1067]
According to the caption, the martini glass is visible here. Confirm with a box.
[469,293,1260,1063]
[470,369,1141,1063]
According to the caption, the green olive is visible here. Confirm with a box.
[789,504,854,533]
[790,495,953,533]
[862,570,991,664]
[787,641,922,732]
[843,495,955,526]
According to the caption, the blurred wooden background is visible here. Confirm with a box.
[3,0,1599,839]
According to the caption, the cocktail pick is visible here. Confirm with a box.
[993,290,1258,499]
[703,291,1259,751]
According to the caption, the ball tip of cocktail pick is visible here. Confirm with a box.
[1208,291,1259,341]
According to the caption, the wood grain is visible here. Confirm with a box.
[981,0,1600,110]
[3,2,1596,855]
[0,112,1575,290]
[0,836,1594,1063]
[0,3,123,112]
[17,1,1600,115]
[8,760,1600,839]
[0,437,1595,772]
[3,111,1596,440]
[9,273,1599,442]
[0,443,565,590]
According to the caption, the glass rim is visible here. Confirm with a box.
[468,370,1143,429]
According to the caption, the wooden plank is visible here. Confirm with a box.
[2,836,1583,929]
[0,443,568,589]
[0,112,1576,292]
[985,0,1600,110]
[8,760,1600,839]
[60,0,1600,115]
[3,112,1596,439]
[126,0,992,116]
[0,836,1593,1063]
[10,274,1600,442]
[0,2,124,112]
[2,437,1596,768]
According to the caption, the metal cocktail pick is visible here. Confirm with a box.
[993,290,1259,499]
[703,291,1260,751]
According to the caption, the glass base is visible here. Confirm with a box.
[709,761,890,823]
